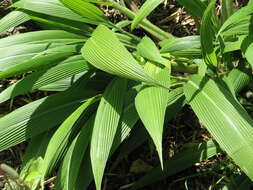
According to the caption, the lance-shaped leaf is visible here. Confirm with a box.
[135,61,170,168]
[90,77,127,190]
[59,0,108,23]
[82,25,156,85]
[43,96,99,176]
[131,0,163,30]
[0,45,79,80]
[12,0,101,25]
[200,0,217,68]
[160,36,201,58]
[55,115,95,190]
[218,1,253,37]
[0,56,91,103]
[0,30,86,48]
[0,76,97,152]
[184,75,253,181]
[0,11,30,34]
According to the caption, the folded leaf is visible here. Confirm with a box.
[135,61,170,168]
[55,115,95,190]
[90,77,127,190]
[43,96,99,176]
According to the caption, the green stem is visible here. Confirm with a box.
[108,0,174,40]
[171,62,198,74]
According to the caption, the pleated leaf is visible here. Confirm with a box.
[200,0,217,68]
[12,0,101,25]
[0,56,91,103]
[76,97,140,189]
[0,43,61,71]
[43,96,99,176]
[135,61,170,168]
[113,87,185,170]
[59,0,108,23]
[0,45,79,80]
[184,75,253,180]
[0,77,97,152]
[38,73,85,92]
[90,77,127,190]
[0,11,30,34]
[131,0,163,30]
[55,115,94,190]
[82,25,157,85]
[223,68,251,96]
[218,1,253,37]
[160,36,201,58]
[0,30,86,48]
[132,140,220,190]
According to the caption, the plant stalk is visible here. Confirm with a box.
[108,0,174,40]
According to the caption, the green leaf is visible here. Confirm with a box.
[0,30,86,48]
[0,11,30,34]
[90,77,127,190]
[200,0,217,68]
[82,25,157,85]
[43,96,99,176]
[176,0,206,18]
[220,0,234,24]
[0,43,60,71]
[135,61,170,168]
[59,0,108,23]
[131,0,163,30]
[12,0,102,25]
[223,68,251,96]
[184,75,253,181]
[218,1,253,37]
[55,115,94,190]
[131,140,220,190]
[160,36,201,58]
[0,45,79,80]
[241,35,253,66]
[0,76,97,152]
[38,73,85,92]
[0,55,91,103]
[137,36,164,64]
